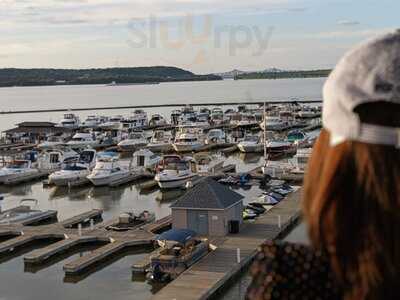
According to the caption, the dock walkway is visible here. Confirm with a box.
[152,189,302,300]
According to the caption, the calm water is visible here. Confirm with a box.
[0,79,318,299]
[0,78,325,132]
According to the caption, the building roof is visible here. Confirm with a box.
[170,178,244,210]
[16,122,57,127]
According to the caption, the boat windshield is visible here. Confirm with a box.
[64,164,87,171]
[176,138,198,143]
[7,161,28,169]
[128,133,144,139]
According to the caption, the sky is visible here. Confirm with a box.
[0,0,398,73]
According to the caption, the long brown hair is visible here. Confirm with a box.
[303,128,400,300]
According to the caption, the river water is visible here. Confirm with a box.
[0,78,321,300]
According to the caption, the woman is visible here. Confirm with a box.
[247,31,400,299]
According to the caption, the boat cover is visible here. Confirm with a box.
[156,229,197,245]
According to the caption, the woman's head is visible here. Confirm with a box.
[303,31,400,300]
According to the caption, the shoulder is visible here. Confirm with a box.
[246,241,342,300]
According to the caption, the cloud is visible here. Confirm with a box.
[337,20,360,26]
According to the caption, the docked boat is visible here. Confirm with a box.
[146,229,209,282]
[106,210,156,231]
[81,115,102,128]
[173,133,204,152]
[290,147,312,174]
[193,153,224,175]
[154,155,197,189]
[0,201,57,225]
[260,116,292,131]
[237,135,263,153]
[67,132,99,149]
[37,136,65,149]
[48,149,97,187]
[297,106,321,118]
[0,159,40,184]
[87,153,130,186]
[124,109,148,129]
[205,129,227,145]
[99,115,123,130]
[149,114,167,127]
[58,113,80,129]
[230,113,258,127]
[287,129,309,147]
[131,149,161,171]
[117,131,148,152]
[146,130,174,153]
[170,109,182,125]
[266,140,295,156]
[37,147,79,172]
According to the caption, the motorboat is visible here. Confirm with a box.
[99,115,123,130]
[173,125,205,152]
[262,160,292,178]
[297,106,321,118]
[0,159,40,184]
[131,149,161,171]
[67,132,99,149]
[0,201,57,225]
[266,140,295,156]
[260,116,292,131]
[287,130,309,147]
[81,115,102,128]
[230,113,258,127]
[149,114,167,127]
[37,147,79,172]
[58,113,80,129]
[124,109,148,129]
[289,147,312,174]
[106,210,156,231]
[210,108,226,125]
[37,136,65,149]
[87,153,130,186]
[154,155,197,189]
[193,153,224,175]
[146,130,174,153]
[117,131,148,152]
[237,135,263,153]
[170,109,182,125]
[205,129,227,145]
[48,149,97,187]
[146,229,209,282]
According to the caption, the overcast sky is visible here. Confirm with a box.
[0,0,397,73]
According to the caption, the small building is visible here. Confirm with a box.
[3,122,72,144]
[171,178,244,236]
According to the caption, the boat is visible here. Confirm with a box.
[117,131,148,152]
[81,115,102,128]
[37,136,65,149]
[266,140,296,156]
[260,116,292,131]
[297,106,321,118]
[230,113,258,127]
[193,153,224,175]
[0,200,57,225]
[205,129,227,145]
[287,130,309,147]
[146,229,209,282]
[149,114,167,127]
[48,149,97,187]
[124,109,148,129]
[146,130,174,153]
[237,135,263,153]
[173,125,205,152]
[0,159,40,184]
[106,210,156,231]
[131,149,161,171]
[154,155,197,189]
[289,147,312,174]
[170,109,182,125]
[37,147,79,173]
[210,108,226,125]
[58,113,80,129]
[67,132,99,149]
[99,115,123,130]
[87,153,130,186]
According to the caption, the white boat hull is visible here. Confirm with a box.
[49,170,90,187]
[237,143,263,153]
[155,174,197,189]
[87,171,130,186]
[146,143,174,153]
[173,143,203,153]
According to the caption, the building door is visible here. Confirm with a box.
[187,210,209,235]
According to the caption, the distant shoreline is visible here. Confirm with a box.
[234,69,331,80]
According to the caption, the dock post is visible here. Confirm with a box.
[236,248,241,263]
[78,223,82,236]
[90,219,94,230]
[278,215,281,229]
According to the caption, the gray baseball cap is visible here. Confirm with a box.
[323,29,400,146]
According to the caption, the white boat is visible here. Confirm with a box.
[170,109,182,125]
[37,147,79,172]
[117,131,148,152]
[81,115,101,128]
[58,113,80,129]
[147,130,174,152]
[0,160,40,184]
[205,129,227,145]
[237,135,263,153]
[67,132,99,149]
[289,147,312,174]
[37,136,65,149]
[193,153,224,175]
[87,153,130,186]
[99,115,123,130]
[297,106,321,118]
[124,109,148,129]
[260,116,292,131]
[266,140,294,155]
[173,125,205,152]
[48,149,97,187]
[149,114,167,127]
[131,149,161,171]
[155,155,197,189]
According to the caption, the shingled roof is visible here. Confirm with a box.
[170,178,244,210]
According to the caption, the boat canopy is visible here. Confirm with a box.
[156,229,197,247]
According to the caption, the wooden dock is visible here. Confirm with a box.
[0,208,172,276]
[152,189,302,300]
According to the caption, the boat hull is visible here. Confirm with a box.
[172,143,203,153]
[155,174,197,189]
